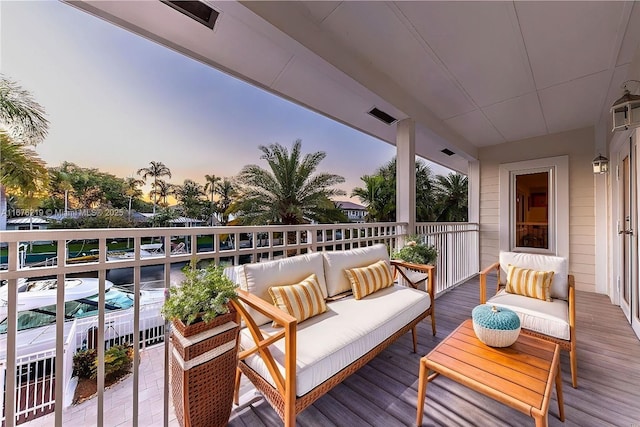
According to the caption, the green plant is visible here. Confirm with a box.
[72,343,134,380]
[161,260,238,325]
[92,343,133,380]
[391,234,438,265]
[73,348,97,379]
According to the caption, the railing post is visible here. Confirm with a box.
[0,360,5,425]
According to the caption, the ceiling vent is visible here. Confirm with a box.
[441,148,455,156]
[162,1,219,30]
[367,107,398,125]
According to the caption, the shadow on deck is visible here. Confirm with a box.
[230,276,640,427]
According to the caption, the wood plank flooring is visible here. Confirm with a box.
[229,276,640,427]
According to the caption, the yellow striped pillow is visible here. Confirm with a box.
[344,260,394,300]
[268,274,327,324]
[505,264,554,301]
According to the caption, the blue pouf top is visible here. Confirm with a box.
[472,304,520,330]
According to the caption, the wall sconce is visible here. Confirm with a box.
[592,154,609,174]
[611,80,640,132]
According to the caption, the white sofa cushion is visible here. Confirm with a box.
[499,251,568,300]
[241,252,328,326]
[239,285,430,396]
[322,244,390,297]
[488,289,570,341]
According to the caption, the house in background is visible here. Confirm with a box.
[5,217,49,231]
[336,201,366,223]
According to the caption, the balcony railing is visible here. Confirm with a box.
[0,221,478,426]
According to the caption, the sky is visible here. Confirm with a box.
[2,1,450,203]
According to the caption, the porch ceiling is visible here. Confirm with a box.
[69,1,640,173]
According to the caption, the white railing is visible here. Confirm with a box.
[0,222,406,427]
[0,222,479,426]
[416,222,480,295]
[4,349,57,424]
[62,321,77,409]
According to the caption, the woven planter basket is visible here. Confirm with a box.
[472,304,521,348]
[171,304,239,427]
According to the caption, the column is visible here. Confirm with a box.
[396,119,416,235]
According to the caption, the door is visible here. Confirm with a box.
[619,135,640,339]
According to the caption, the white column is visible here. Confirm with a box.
[396,119,415,235]
[467,160,480,224]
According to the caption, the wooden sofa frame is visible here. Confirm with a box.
[479,262,577,388]
[230,261,435,427]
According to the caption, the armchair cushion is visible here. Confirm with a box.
[488,289,570,340]
[345,259,394,300]
[505,264,554,301]
[268,274,327,324]
[499,251,568,300]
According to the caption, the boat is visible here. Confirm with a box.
[0,277,165,360]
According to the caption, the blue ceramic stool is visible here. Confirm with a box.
[472,304,521,347]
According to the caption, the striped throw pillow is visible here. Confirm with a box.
[268,274,327,324]
[344,260,394,300]
[505,264,554,301]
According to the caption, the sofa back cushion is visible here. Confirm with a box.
[322,244,390,297]
[242,252,328,326]
[499,251,568,300]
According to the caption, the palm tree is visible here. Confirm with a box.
[137,161,171,215]
[204,174,221,225]
[351,174,394,222]
[149,179,173,208]
[433,173,468,222]
[0,75,49,146]
[0,76,50,229]
[173,179,205,219]
[214,178,236,225]
[233,140,346,225]
[124,177,145,219]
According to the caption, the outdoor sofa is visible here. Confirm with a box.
[226,243,435,427]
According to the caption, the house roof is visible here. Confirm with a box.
[7,217,49,225]
[336,201,366,211]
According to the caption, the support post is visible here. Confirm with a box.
[397,119,416,237]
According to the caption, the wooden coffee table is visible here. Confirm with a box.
[416,319,564,427]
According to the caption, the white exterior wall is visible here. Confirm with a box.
[478,127,596,293]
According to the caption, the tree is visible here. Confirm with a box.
[0,74,49,145]
[214,178,236,225]
[351,175,394,222]
[352,158,459,222]
[433,173,468,222]
[149,179,173,208]
[137,161,172,214]
[124,177,145,219]
[0,133,49,214]
[0,75,50,229]
[204,173,221,225]
[173,179,205,219]
[233,140,346,225]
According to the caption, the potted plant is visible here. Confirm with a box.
[162,260,240,427]
[162,259,238,335]
[391,234,438,265]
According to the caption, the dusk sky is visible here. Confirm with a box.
[2,1,450,202]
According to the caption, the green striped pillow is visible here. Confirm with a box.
[344,259,394,300]
[505,264,554,301]
[268,274,327,324]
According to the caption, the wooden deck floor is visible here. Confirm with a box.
[229,276,640,427]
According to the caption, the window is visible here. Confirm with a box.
[499,156,568,258]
